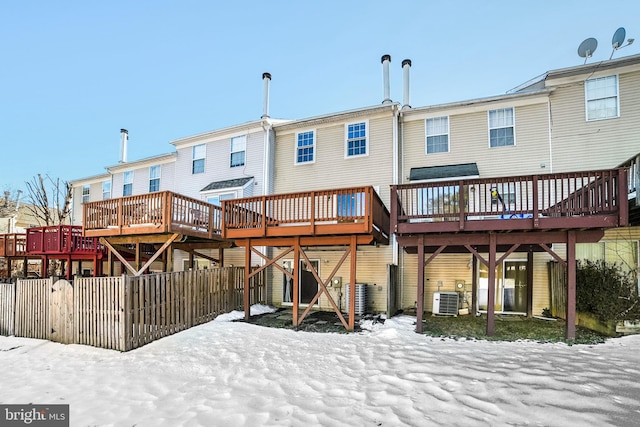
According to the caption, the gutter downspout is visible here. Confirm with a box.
[392,103,399,266]
[547,99,553,173]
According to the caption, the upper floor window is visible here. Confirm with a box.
[426,117,449,154]
[586,75,619,121]
[230,136,246,168]
[149,165,161,192]
[296,131,315,164]
[102,181,111,200]
[82,185,90,204]
[192,144,205,174]
[489,108,515,148]
[123,171,133,196]
[346,122,367,157]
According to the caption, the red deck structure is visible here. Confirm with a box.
[391,168,628,340]
[0,226,106,279]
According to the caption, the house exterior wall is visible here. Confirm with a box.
[171,124,266,201]
[401,94,551,181]
[546,68,640,172]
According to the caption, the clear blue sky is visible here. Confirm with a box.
[2,1,639,196]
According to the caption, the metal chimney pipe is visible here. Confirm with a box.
[381,54,391,104]
[402,59,412,109]
[120,129,129,163]
[262,72,271,119]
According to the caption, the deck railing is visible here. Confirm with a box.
[25,225,105,255]
[83,191,223,239]
[391,168,628,234]
[222,186,390,243]
[0,234,26,257]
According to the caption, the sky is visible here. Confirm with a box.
[1,305,639,426]
[2,1,640,196]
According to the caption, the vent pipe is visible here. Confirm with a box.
[262,72,271,119]
[381,54,391,104]
[402,59,412,109]
[120,129,129,163]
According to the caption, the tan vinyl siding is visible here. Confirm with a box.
[400,251,556,316]
[269,245,392,314]
[402,102,550,182]
[549,70,640,173]
[274,114,394,205]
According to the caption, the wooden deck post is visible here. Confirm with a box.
[487,233,496,336]
[348,235,357,331]
[244,240,251,321]
[416,235,425,333]
[292,238,300,327]
[566,230,576,340]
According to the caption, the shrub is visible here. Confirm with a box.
[576,259,639,321]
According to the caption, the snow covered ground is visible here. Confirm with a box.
[1,305,639,427]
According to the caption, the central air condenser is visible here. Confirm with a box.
[432,292,459,316]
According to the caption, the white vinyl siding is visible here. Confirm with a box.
[295,130,315,164]
[489,108,515,148]
[585,75,619,121]
[192,144,205,174]
[426,116,449,154]
[230,135,246,168]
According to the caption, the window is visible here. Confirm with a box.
[577,240,638,275]
[82,185,90,204]
[192,144,205,174]
[489,108,515,147]
[426,117,449,154]
[149,165,161,192]
[206,193,235,206]
[230,136,246,168]
[346,122,367,157]
[123,171,133,196]
[102,181,111,200]
[586,75,619,121]
[337,192,365,217]
[296,131,315,164]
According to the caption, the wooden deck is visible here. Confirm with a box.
[25,225,105,256]
[0,234,26,257]
[391,168,628,236]
[221,186,390,245]
[83,191,224,240]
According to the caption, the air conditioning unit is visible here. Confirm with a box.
[433,292,459,316]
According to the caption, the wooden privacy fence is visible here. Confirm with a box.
[548,261,567,319]
[0,267,265,351]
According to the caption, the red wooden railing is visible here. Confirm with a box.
[222,186,390,243]
[83,191,223,239]
[391,168,628,234]
[25,225,105,255]
[0,233,27,257]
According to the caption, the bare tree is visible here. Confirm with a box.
[24,174,72,226]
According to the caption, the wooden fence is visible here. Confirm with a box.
[548,261,567,319]
[0,267,265,351]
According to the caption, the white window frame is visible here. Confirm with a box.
[295,130,316,165]
[425,116,450,154]
[230,135,246,168]
[102,181,111,200]
[206,192,236,206]
[82,184,90,204]
[488,108,515,148]
[585,75,619,121]
[192,144,206,174]
[344,121,368,158]
[123,171,133,196]
[149,165,161,193]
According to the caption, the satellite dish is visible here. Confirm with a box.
[578,38,598,63]
[612,27,626,49]
[610,27,634,59]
